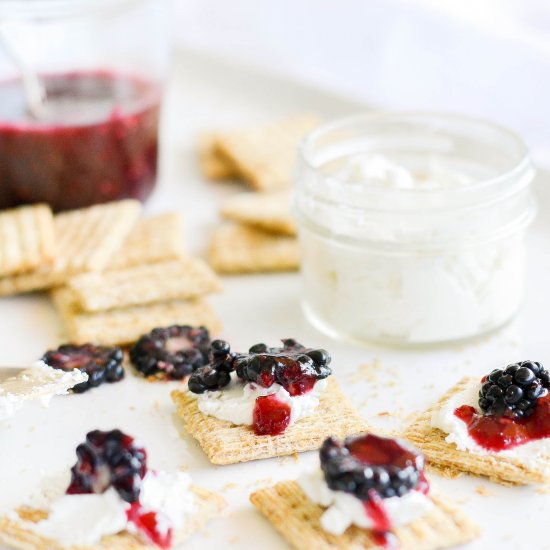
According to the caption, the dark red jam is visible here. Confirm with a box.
[252,393,292,435]
[275,362,318,396]
[454,393,550,451]
[363,489,391,533]
[127,503,172,549]
[0,71,160,211]
[347,434,422,472]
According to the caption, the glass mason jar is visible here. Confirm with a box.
[0,0,169,211]
[294,113,536,346]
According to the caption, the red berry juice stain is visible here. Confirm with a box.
[252,393,291,435]
[127,503,172,549]
[454,394,550,451]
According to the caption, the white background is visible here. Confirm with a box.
[173,0,550,158]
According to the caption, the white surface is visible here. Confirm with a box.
[0,50,549,549]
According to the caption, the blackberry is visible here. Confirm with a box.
[130,325,210,380]
[234,339,331,395]
[187,339,236,393]
[187,338,331,395]
[320,434,425,501]
[479,360,550,419]
[41,344,124,393]
[188,366,231,393]
[67,429,147,503]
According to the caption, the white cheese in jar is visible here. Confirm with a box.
[295,114,535,346]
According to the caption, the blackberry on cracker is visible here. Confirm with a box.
[479,360,550,419]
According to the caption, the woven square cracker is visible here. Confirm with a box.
[171,378,368,465]
[220,191,296,236]
[109,212,185,271]
[51,287,222,347]
[67,258,222,313]
[0,204,55,278]
[208,223,300,274]
[250,481,480,550]
[198,133,239,180]
[0,200,141,296]
[404,377,550,486]
[214,115,320,191]
[0,486,225,550]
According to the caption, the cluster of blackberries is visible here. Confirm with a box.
[67,429,147,503]
[130,325,211,380]
[479,360,550,418]
[320,435,424,501]
[42,344,124,393]
[188,339,234,393]
[188,338,332,395]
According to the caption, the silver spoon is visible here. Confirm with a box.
[0,21,48,120]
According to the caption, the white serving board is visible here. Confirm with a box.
[0,49,549,550]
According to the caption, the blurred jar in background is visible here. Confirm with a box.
[294,113,536,347]
[0,0,170,211]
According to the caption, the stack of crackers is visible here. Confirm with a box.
[199,115,320,274]
[0,202,222,346]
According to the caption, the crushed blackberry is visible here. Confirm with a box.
[479,360,550,419]
[320,434,426,501]
[67,429,147,503]
[187,365,231,393]
[235,339,331,395]
[130,325,210,380]
[41,344,124,393]
[187,338,332,396]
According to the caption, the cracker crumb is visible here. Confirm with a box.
[179,464,190,472]
[475,485,494,496]
[250,477,274,488]
[292,452,300,463]
[377,411,391,417]
[222,482,238,492]
[348,359,382,384]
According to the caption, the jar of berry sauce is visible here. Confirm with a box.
[0,0,169,211]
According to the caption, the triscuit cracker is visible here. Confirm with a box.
[171,378,368,465]
[67,258,222,312]
[250,481,480,550]
[52,287,222,346]
[404,377,550,486]
[0,486,225,550]
[208,223,300,274]
[0,204,55,277]
[198,133,239,180]
[0,200,141,296]
[214,115,320,191]
[109,212,185,271]
[220,191,296,236]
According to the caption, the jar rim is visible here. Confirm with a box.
[298,110,533,207]
[0,0,147,20]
